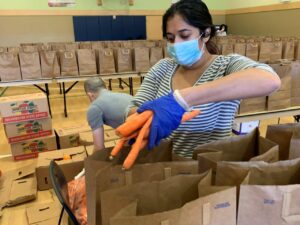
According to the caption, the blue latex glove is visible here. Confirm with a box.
[137,93,186,150]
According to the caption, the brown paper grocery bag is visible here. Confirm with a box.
[51,43,66,52]
[258,42,272,63]
[114,48,133,73]
[266,123,300,160]
[0,52,22,81]
[77,49,97,75]
[59,51,79,76]
[133,47,150,72]
[85,141,176,225]
[291,61,300,106]
[21,45,38,53]
[194,128,279,178]
[40,51,60,78]
[269,63,292,91]
[145,41,156,48]
[98,48,116,74]
[283,40,295,60]
[215,159,300,225]
[221,43,234,55]
[0,47,7,53]
[121,41,133,49]
[234,43,246,56]
[150,47,163,66]
[295,39,300,61]
[238,185,300,225]
[245,43,259,61]
[238,96,266,114]
[270,41,283,62]
[92,42,104,50]
[79,42,92,49]
[216,157,300,186]
[7,47,20,54]
[101,174,236,225]
[37,43,51,51]
[19,52,42,80]
[65,43,79,51]
[291,61,300,89]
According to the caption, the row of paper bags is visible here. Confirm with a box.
[215,35,300,62]
[83,123,300,225]
[0,47,166,81]
[239,61,300,114]
[0,40,164,53]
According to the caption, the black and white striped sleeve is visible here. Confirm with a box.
[128,59,169,109]
[225,54,277,76]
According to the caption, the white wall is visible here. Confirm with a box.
[0,16,74,46]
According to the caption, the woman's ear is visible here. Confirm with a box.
[202,28,211,43]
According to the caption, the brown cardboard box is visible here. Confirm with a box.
[36,146,86,190]
[0,164,37,215]
[4,117,52,143]
[26,202,61,225]
[0,93,49,124]
[55,123,91,149]
[10,133,57,161]
[104,130,120,141]
[79,131,93,146]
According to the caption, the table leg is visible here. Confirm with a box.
[45,83,52,117]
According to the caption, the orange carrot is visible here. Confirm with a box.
[122,116,153,170]
[181,110,201,122]
[125,112,139,122]
[109,139,127,160]
[116,111,153,137]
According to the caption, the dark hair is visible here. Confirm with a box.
[219,24,228,32]
[162,0,219,54]
[84,77,106,93]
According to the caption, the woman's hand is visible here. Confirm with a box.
[137,93,186,149]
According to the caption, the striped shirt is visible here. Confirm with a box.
[129,54,276,158]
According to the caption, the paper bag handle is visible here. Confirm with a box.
[64,52,74,58]
[282,191,300,223]
[104,50,112,56]
[122,49,130,54]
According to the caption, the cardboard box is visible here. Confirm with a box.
[26,202,61,225]
[4,117,52,143]
[36,146,86,190]
[10,133,57,161]
[0,164,37,215]
[232,121,260,135]
[104,130,119,141]
[0,93,49,124]
[55,124,91,149]
[79,131,93,146]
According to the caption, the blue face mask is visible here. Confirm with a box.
[167,37,205,67]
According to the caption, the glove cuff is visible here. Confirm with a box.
[173,90,191,111]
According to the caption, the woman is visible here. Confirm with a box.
[128,0,281,158]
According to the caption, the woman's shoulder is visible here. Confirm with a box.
[148,57,177,76]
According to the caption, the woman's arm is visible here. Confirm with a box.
[180,68,281,107]
[126,59,169,116]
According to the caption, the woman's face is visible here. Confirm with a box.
[166,14,201,44]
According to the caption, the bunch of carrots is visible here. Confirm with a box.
[110,109,200,170]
